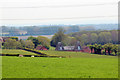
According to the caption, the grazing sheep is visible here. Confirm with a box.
[59,56,62,58]
[31,55,34,57]
[19,54,23,57]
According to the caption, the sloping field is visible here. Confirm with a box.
[2,49,39,55]
[40,50,117,58]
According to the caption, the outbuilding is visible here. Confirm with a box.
[36,45,48,50]
[56,41,81,51]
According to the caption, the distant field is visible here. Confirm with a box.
[40,50,117,58]
[2,49,39,55]
[2,49,117,58]
[2,56,118,78]
[16,35,53,40]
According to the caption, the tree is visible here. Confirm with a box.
[3,39,17,49]
[111,31,118,44]
[107,43,113,55]
[37,36,50,49]
[88,44,103,54]
[19,39,25,49]
[112,45,118,56]
[96,44,103,54]
[93,44,98,54]
[62,37,77,46]
[102,44,108,55]
[27,36,38,48]
[25,40,35,49]
[90,33,98,44]
[50,28,66,47]
[98,32,112,44]
[75,36,84,46]
[103,43,113,55]
[15,41,22,49]
[80,34,88,45]
[87,45,94,53]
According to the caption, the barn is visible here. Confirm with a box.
[56,41,81,51]
[55,41,92,53]
[80,46,91,53]
[36,45,48,50]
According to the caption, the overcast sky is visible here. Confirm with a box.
[0,0,119,26]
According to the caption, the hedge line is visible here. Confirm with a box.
[22,48,47,55]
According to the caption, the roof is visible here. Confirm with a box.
[36,45,48,50]
[64,46,75,50]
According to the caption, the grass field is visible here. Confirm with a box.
[2,49,39,55]
[40,50,117,58]
[2,55,118,78]
[1,49,118,78]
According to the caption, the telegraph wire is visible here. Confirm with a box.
[0,3,117,8]
[0,15,117,21]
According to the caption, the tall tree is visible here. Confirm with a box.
[103,43,113,55]
[27,36,38,48]
[51,28,66,47]
[112,45,118,56]
[80,34,88,45]
[87,45,94,53]
[19,39,25,49]
[25,40,35,49]
[15,41,22,49]
[98,32,112,44]
[37,36,50,49]
[3,39,17,49]
[75,36,84,46]
[90,33,98,44]
[111,31,118,44]
[62,37,77,46]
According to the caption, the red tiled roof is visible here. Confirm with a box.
[36,45,48,50]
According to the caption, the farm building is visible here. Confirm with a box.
[36,45,48,50]
[55,42,64,51]
[80,46,91,53]
[55,41,92,53]
[56,41,81,51]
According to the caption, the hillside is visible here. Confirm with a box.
[1,24,118,36]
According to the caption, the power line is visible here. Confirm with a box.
[0,3,117,8]
[0,15,117,20]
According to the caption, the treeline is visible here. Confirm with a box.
[69,30,118,45]
[3,37,35,49]
[88,43,119,56]
[2,36,50,49]
[2,26,95,36]
[2,28,79,49]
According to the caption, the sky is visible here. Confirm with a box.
[0,0,119,26]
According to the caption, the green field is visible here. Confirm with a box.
[2,49,39,55]
[40,50,117,58]
[2,49,118,78]
[2,56,118,78]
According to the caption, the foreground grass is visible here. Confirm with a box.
[2,49,39,55]
[2,56,118,78]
